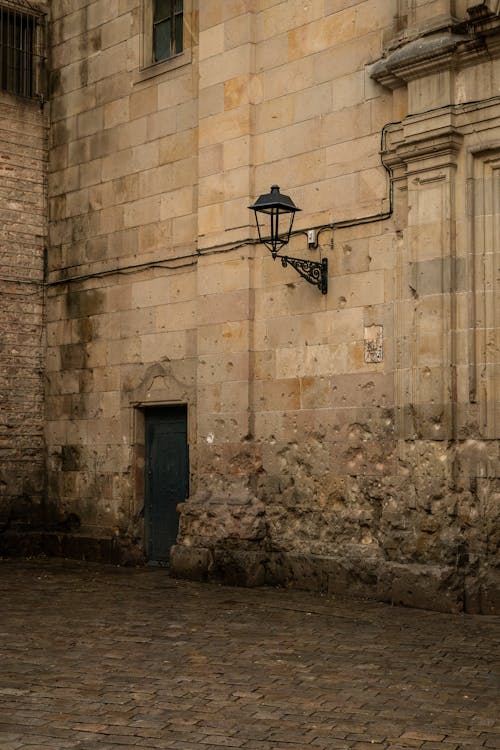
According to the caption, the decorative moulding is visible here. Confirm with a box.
[370,33,470,89]
[382,119,464,173]
[370,9,500,89]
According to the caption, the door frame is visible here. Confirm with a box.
[130,397,195,560]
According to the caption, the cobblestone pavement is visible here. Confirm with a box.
[0,559,498,750]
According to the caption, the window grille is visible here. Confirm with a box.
[153,0,183,62]
[0,2,45,99]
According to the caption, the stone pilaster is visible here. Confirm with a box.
[385,116,462,441]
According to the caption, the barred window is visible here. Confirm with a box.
[0,3,45,99]
[153,0,183,62]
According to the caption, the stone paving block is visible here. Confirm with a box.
[0,559,499,750]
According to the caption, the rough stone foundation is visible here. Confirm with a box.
[171,435,500,615]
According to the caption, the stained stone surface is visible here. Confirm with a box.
[1,1,499,616]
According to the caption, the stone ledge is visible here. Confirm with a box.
[3,533,498,614]
[377,562,463,613]
[169,544,212,582]
[213,548,267,587]
[0,530,144,566]
[169,544,500,615]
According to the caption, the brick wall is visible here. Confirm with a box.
[0,92,47,530]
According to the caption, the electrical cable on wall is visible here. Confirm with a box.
[45,93,500,288]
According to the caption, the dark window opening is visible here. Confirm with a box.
[153,0,183,62]
[0,4,44,99]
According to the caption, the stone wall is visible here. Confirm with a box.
[0,91,47,533]
[172,0,500,614]
[44,0,199,548]
[44,0,500,612]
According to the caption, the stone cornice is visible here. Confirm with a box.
[383,123,463,171]
[370,34,468,89]
[370,13,500,89]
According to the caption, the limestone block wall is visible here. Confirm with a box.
[173,1,405,589]
[0,92,47,530]
[45,0,500,612]
[173,0,500,614]
[45,0,199,545]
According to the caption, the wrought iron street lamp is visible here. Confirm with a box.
[249,185,328,294]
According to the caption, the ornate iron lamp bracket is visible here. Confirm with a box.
[249,185,329,295]
[280,255,328,295]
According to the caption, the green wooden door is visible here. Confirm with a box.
[145,406,188,562]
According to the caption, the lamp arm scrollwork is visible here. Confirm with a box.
[279,255,328,295]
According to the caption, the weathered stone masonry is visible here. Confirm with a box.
[170,1,500,614]
[0,0,498,614]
